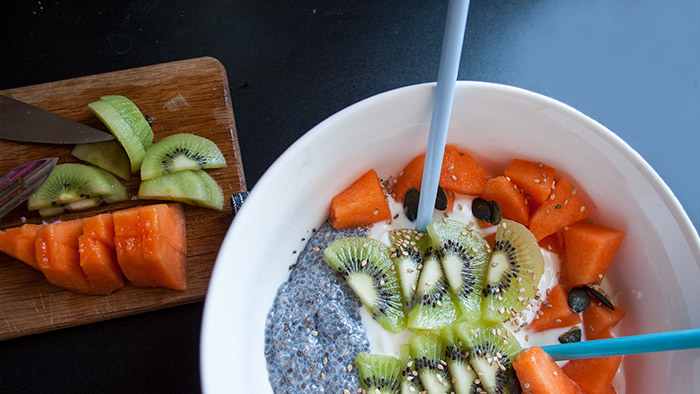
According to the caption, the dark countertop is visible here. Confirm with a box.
[1,1,698,393]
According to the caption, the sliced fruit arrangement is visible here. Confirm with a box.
[354,352,402,394]
[27,163,127,216]
[138,170,224,211]
[0,203,187,294]
[324,149,629,393]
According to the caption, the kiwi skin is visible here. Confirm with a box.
[140,133,227,180]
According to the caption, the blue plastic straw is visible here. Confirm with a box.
[415,0,470,232]
[540,328,700,361]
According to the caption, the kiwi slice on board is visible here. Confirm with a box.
[481,219,544,323]
[28,163,116,210]
[71,139,131,180]
[138,170,223,210]
[398,344,424,394]
[409,331,453,393]
[388,228,429,311]
[454,320,521,394]
[407,246,459,330]
[354,352,402,394]
[323,237,405,333]
[140,133,227,180]
[440,325,485,394]
[33,166,128,217]
[99,95,154,149]
[428,219,489,323]
[88,100,146,173]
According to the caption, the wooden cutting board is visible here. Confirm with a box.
[0,57,246,341]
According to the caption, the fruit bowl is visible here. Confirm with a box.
[200,82,700,393]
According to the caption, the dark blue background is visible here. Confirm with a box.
[1,1,698,393]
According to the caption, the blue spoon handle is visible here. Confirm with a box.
[540,328,700,361]
[415,0,470,232]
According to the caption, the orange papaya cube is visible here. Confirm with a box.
[583,300,626,340]
[513,346,584,394]
[79,235,124,295]
[329,169,391,229]
[527,285,582,332]
[504,159,556,209]
[35,220,91,294]
[562,351,623,394]
[439,145,488,195]
[392,154,425,203]
[529,177,588,241]
[0,223,44,269]
[481,175,529,226]
[114,204,187,291]
[82,213,116,249]
[561,222,625,287]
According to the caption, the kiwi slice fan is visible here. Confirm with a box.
[324,211,545,394]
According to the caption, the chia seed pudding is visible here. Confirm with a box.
[264,222,370,393]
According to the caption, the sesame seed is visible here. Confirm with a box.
[553,371,558,376]
[362,243,369,248]
[373,209,378,215]
[524,383,531,389]
[313,246,320,252]
[525,335,529,341]
[321,373,326,380]
[311,330,318,336]
[534,179,541,183]
[361,260,367,267]
[538,162,543,168]
[448,165,454,170]
[554,319,562,323]
[550,194,556,200]
[347,364,353,372]
[580,205,586,212]
[572,188,577,195]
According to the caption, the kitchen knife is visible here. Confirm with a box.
[0,157,57,219]
[0,95,114,144]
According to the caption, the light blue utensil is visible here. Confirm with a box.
[415,0,470,232]
[540,328,700,361]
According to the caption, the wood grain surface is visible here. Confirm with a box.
[0,57,246,341]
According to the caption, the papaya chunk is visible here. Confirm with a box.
[513,346,584,394]
[79,213,124,295]
[529,177,588,241]
[481,175,529,226]
[504,159,556,210]
[114,204,187,291]
[561,222,625,287]
[329,169,391,229]
[392,154,425,203]
[583,300,626,340]
[538,230,564,256]
[35,220,91,294]
[527,285,582,332]
[439,145,488,195]
[562,328,623,394]
[0,223,44,269]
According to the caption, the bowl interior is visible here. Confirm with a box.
[200,82,700,393]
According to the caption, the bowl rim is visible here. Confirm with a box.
[199,80,700,393]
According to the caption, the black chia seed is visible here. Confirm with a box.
[264,222,370,393]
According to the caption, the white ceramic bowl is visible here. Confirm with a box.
[200,82,700,393]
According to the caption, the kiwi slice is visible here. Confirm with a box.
[71,139,131,180]
[440,325,485,394]
[398,344,424,394]
[138,170,224,210]
[406,246,459,330]
[428,219,489,323]
[33,166,127,217]
[323,237,405,333]
[409,331,453,393]
[481,219,545,323]
[88,100,146,173]
[388,228,429,311]
[28,163,116,210]
[99,95,154,149]
[354,352,402,394]
[454,320,521,394]
[140,133,227,180]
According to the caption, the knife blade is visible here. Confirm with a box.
[0,95,114,144]
[0,157,57,219]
